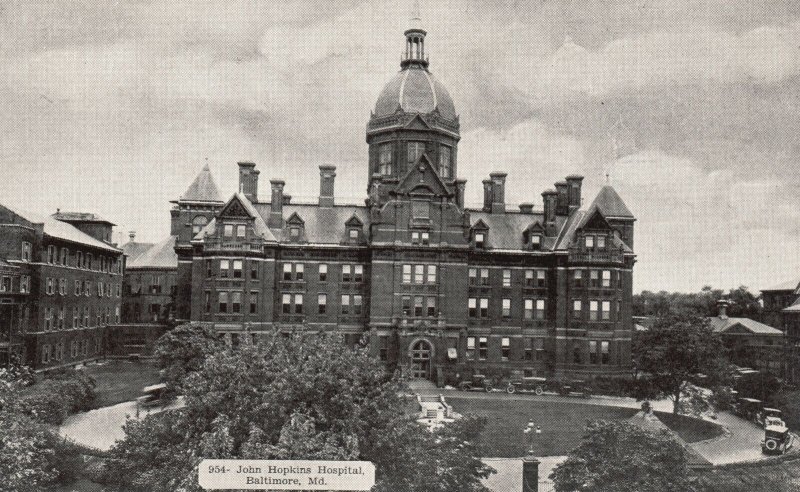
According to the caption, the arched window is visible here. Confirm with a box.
[192,216,208,234]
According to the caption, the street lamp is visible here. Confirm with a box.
[523,420,542,455]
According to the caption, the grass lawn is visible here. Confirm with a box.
[83,359,161,408]
[448,397,724,458]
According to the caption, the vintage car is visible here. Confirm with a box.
[136,383,168,409]
[757,407,784,427]
[505,376,548,395]
[734,397,763,421]
[458,374,495,392]
[555,379,592,398]
[762,420,793,455]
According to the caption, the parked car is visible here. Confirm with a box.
[757,407,783,427]
[733,397,762,421]
[505,376,548,395]
[762,420,793,455]
[555,379,592,398]
[458,374,495,392]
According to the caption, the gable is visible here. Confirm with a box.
[345,214,363,227]
[404,114,432,131]
[472,218,489,231]
[581,208,613,231]
[286,212,305,225]
[396,155,449,197]
[218,195,252,219]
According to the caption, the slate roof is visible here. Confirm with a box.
[3,205,121,253]
[467,210,557,250]
[121,241,155,262]
[707,316,784,336]
[254,203,370,244]
[782,299,800,313]
[194,193,277,243]
[126,236,178,269]
[762,278,800,292]
[178,164,223,203]
[374,66,457,121]
[590,185,634,218]
[52,211,116,225]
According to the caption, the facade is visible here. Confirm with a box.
[708,301,784,375]
[121,233,178,323]
[0,205,123,369]
[760,280,800,381]
[760,279,799,329]
[178,20,637,383]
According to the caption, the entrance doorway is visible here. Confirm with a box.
[410,340,432,380]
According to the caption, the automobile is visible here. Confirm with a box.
[458,373,495,392]
[762,420,793,455]
[757,407,783,427]
[734,397,762,421]
[136,383,168,409]
[505,375,548,395]
[555,379,592,398]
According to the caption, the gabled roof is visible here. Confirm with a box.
[127,235,178,269]
[782,299,800,313]
[121,241,155,262]
[707,316,784,336]
[177,164,223,203]
[1,204,121,253]
[468,210,557,251]
[52,211,116,225]
[396,154,449,196]
[762,279,800,292]
[253,203,370,244]
[590,185,634,219]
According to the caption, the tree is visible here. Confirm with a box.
[106,332,494,491]
[633,313,726,414]
[550,420,693,492]
[632,285,761,319]
[152,323,225,389]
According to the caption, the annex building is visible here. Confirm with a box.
[175,19,637,384]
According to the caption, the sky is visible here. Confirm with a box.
[1,0,799,293]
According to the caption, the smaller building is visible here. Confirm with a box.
[708,300,784,375]
[121,235,178,323]
[760,279,800,329]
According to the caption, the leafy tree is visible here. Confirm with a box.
[106,332,494,491]
[633,285,761,319]
[153,323,225,389]
[633,313,726,414]
[550,420,693,492]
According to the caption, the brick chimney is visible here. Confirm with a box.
[482,179,493,212]
[128,231,136,242]
[269,180,285,228]
[238,162,259,202]
[717,299,730,319]
[319,165,336,208]
[566,174,584,212]
[541,189,558,235]
[519,203,534,214]
[554,181,569,216]
[490,172,507,214]
[455,179,467,209]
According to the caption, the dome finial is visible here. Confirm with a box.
[402,0,428,69]
[410,0,422,30]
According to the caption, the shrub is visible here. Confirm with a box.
[14,370,97,425]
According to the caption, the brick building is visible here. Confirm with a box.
[0,206,123,369]
[121,233,178,324]
[708,300,784,375]
[176,20,637,383]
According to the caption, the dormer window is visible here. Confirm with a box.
[475,232,485,248]
[531,234,542,250]
[289,227,300,238]
[585,235,594,248]
[348,228,360,242]
[379,143,393,175]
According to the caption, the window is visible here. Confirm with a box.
[439,145,452,178]
[83,306,89,326]
[341,294,350,315]
[427,265,436,284]
[597,236,606,249]
[572,300,582,319]
[525,270,534,287]
[501,337,510,360]
[601,341,610,364]
[414,296,423,317]
[402,264,411,284]
[44,308,52,331]
[84,281,91,296]
[379,336,389,361]
[601,301,611,320]
[87,253,93,270]
[21,242,32,262]
[534,299,546,320]
[41,344,51,364]
[469,268,477,285]
[524,338,533,361]
[601,270,611,288]
[60,247,68,265]
[590,270,600,288]
[98,281,103,297]
[573,270,583,287]
[220,260,230,278]
[466,337,476,360]
[589,300,599,321]
[218,292,228,313]
[47,245,56,264]
[414,265,424,284]
[318,294,327,314]
[342,264,352,282]
[480,268,489,286]
[232,292,242,314]
[502,269,511,287]
[0,277,9,292]
[421,232,429,245]
[72,307,79,327]
[294,294,303,314]
[348,228,359,240]
[59,278,66,296]
[524,299,533,319]
[407,141,425,163]
[535,269,546,288]
[411,231,420,244]
[192,215,208,234]
[589,341,598,364]
[46,277,54,295]
[283,263,292,281]
[379,143,393,175]
[250,262,258,280]
[531,234,542,249]
[224,224,234,237]
[236,225,246,238]
[246,291,257,314]
[289,227,300,238]
[282,294,292,314]
[426,297,436,317]
[478,337,488,360]
[353,295,363,315]
[502,298,511,318]
[479,298,489,318]
[354,265,363,282]
[74,280,81,296]
[402,296,411,316]
[313,264,325,282]
[585,235,594,248]
[468,298,477,318]
[296,264,304,281]
[20,276,29,294]
[573,345,582,364]
[115,305,120,323]
[475,232,485,248]
[205,291,211,313]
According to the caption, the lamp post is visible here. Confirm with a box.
[523,420,542,455]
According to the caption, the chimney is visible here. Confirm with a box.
[238,162,259,202]
[519,203,534,214]
[566,174,584,212]
[482,180,493,212]
[128,231,136,242]
[318,165,336,207]
[455,179,467,209]
[269,180,285,228]
[717,299,730,319]
[542,189,558,235]
[554,181,569,215]
[490,172,507,214]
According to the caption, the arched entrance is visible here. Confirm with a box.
[410,339,433,380]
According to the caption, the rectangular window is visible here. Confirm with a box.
[531,234,541,249]
[218,292,228,313]
[282,293,292,314]
[589,300,599,321]
[501,337,510,360]
[58,278,65,295]
[84,281,91,296]
[249,291,258,314]
[439,145,452,178]
[597,236,606,249]
[76,251,83,268]
[220,260,230,278]
[20,276,29,294]
[379,336,389,361]
[534,338,544,361]
[411,231,420,244]
[87,253,93,270]
[585,235,594,248]
[524,299,533,320]
[379,143,393,175]
[206,260,213,278]
[427,265,436,284]
[469,268,477,285]
[60,247,68,265]
[525,270,534,287]
[601,341,610,364]
[250,262,258,280]
[468,298,477,318]
[341,294,350,315]
[236,225,245,238]
[318,294,327,314]
[589,340,598,364]
[232,292,242,313]
[480,268,489,286]
[282,263,292,281]
[402,296,411,316]
[353,295,363,315]
[466,337,475,360]
[98,281,103,297]
[536,269,546,288]
[402,264,411,284]
[479,298,489,318]
[478,337,488,360]
[502,269,511,287]
[502,298,511,318]
[1,276,11,293]
[573,270,583,288]
[289,227,300,238]
[421,232,430,245]
[572,299,582,319]
[21,242,32,262]
[590,270,600,288]
[475,232,485,248]
[46,277,54,295]
[319,264,328,281]
[407,141,425,163]
[205,291,211,313]
[414,296,423,317]
[535,299,546,320]
[47,245,56,264]
[353,265,363,282]
[224,224,233,237]
[296,264,304,281]
[426,297,436,317]
[233,260,243,278]
[342,264,352,282]
[602,270,611,288]
[414,265,424,284]
[294,294,303,314]
[601,301,611,320]
[348,228,359,240]
[524,338,533,361]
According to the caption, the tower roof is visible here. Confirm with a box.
[589,185,634,219]
[177,164,223,203]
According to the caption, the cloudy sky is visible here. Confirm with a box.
[1,0,799,293]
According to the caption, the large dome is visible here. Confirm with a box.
[373,67,457,121]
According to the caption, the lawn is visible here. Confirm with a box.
[448,397,723,458]
[83,359,161,408]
